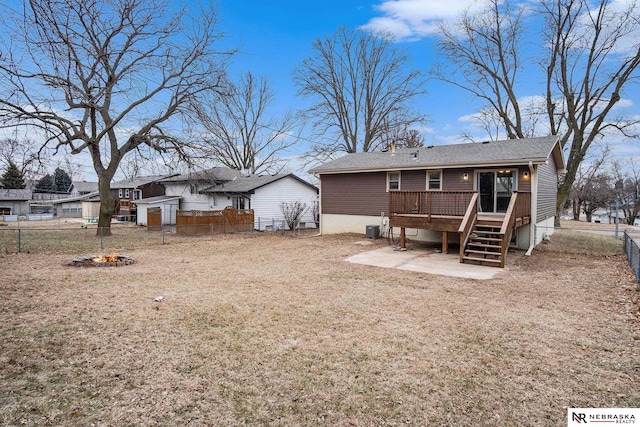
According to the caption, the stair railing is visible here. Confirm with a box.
[498,192,520,268]
[457,192,479,263]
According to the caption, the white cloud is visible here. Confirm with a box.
[362,0,494,40]
[364,0,640,49]
[361,17,416,40]
[611,98,634,109]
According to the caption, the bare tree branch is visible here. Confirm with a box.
[293,27,425,159]
[434,0,640,226]
[194,72,299,175]
[0,0,232,233]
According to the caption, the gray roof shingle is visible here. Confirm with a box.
[310,136,562,174]
[111,175,170,189]
[159,167,244,183]
[0,189,32,201]
[201,173,318,194]
[71,181,98,193]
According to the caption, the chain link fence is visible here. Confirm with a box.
[623,230,640,284]
[0,217,317,254]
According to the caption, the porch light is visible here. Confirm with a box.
[462,173,469,181]
[523,171,530,179]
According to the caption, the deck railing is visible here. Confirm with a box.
[498,191,531,267]
[389,191,477,220]
[458,192,479,260]
[514,191,531,224]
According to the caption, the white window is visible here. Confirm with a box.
[133,190,142,200]
[125,189,130,198]
[189,183,198,194]
[387,172,401,191]
[118,189,123,198]
[427,170,442,190]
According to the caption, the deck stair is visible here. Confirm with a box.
[462,220,504,267]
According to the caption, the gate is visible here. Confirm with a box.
[147,207,162,228]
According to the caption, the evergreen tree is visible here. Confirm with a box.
[35,174,54,192]
[53,168,72,193]
[0,160,26,189]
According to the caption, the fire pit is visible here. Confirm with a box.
[69,254,135,267]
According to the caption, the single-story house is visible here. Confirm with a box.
[310,136,565,267]
[161,167,319,230]
[49,191,99,218]
[200,173,319,230]
[0,189,31,217]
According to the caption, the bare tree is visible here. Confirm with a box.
[380,122,425,150]
[613,158,640,225]
[568,145,611,220]
[0,138,45,182]
[580,174,613,222]
[434,0,526,140]
[280,200,308,235]
[195,72,298,175]
[0,0,231,234]
[293,27,425,161]
[311,200,320,228]
[435,0,640,225]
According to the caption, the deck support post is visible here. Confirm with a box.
[442,231,448,254]
[400,227,406,249]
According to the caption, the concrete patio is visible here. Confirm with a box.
[346,242,507,280]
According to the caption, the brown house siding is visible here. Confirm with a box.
[321,172,388,216]
[401,170,426,191]
[517,167,531,192]
[401,169,474,191]
[320,164,549,218]
[443,168,474,191]
[141,182,165,198]
[536,157,558,223]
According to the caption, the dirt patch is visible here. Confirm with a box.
[0,231,638,425]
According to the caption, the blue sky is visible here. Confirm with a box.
[216,0,640,169]
[1,0,638,180]
[216,0,457,151]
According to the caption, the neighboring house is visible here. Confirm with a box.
[310,136,565,267]
[44,181,100,218]
[0,189,31,217]
[111,175,169,221]
[69,181,98,197]
[591,209,633,225]
[160,167,319,229]
[201,173,319,229]
[30,186,70,214]
[49,191,99,218]
[161,167,245,211]
[589,209,612,224]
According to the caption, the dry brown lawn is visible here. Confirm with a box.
[1,227,638,426]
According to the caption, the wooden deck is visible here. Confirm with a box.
[388,191,531,267]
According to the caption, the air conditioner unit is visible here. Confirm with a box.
[366,225,380,239]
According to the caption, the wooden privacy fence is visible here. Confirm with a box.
[176,207,254,235]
